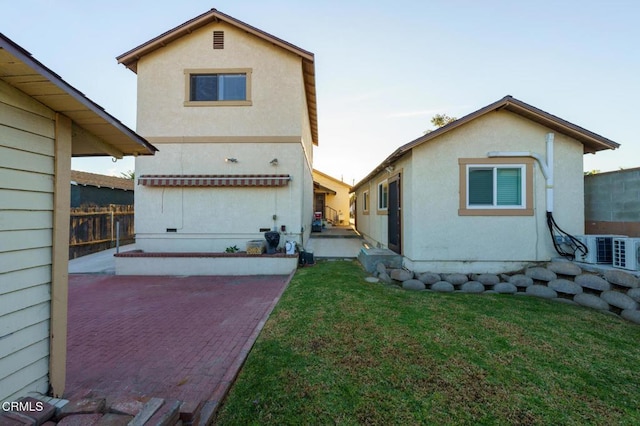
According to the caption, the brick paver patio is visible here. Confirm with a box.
[65,274,290,416]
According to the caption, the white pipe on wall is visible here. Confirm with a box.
[487,132,555,213]
[545,133,554,213]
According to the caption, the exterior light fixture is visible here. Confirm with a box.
[225,158,238,163]
[270,158,278,166]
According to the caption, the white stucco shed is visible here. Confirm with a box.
[352,96,619,273]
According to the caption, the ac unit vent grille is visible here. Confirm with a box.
[613,238,640,271]
[595,237,613,263]
[213,31,224,49]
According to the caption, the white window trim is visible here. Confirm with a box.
[377,180,389,211]
[465,164,526,209]
[362,190,370,214]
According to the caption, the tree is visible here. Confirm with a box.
[430,113,457,128]
[424,113,457,134]
[121,170,135,180]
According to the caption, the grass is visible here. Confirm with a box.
[216,260,640,425]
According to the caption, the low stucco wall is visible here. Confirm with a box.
[115,252,298,276]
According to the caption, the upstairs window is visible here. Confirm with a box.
[185,68,252,106]
[190,74,246,101]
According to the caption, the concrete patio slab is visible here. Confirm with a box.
[68,244,135,274]
[64,273,290,420]
[306,225,365,259]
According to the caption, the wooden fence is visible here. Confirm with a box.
[69,204,134,258]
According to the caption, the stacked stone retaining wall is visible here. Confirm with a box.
[371,261,640,325]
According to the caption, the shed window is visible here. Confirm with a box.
[458,157,534,216]
[378,180,388,211]
[468,166,523,207]
[363,190,370,213]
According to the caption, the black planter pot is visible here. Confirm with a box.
[264,231,280,254]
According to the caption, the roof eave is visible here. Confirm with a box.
[0,33,157,157]
[351,95,619,191]
[116,8,315,71]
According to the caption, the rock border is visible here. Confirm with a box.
[370,261,640,325]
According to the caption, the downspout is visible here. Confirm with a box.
[486,133,586,259]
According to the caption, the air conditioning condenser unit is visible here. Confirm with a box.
[612,238,640,271]
[575,235,626,264]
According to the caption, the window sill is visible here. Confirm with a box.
[377,209,389,215]
[184,100,252,107]
[458,208,534,216]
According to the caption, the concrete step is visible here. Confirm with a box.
[358,245,403,273]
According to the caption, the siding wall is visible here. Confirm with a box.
[0,79,54,402]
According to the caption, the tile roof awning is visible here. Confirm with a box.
[138,174,291,187]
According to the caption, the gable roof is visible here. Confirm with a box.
[116,8,318,146]
[0,33,157,158]
[352,95,620,191]
[71,170,134,191]
[313,169,352,190]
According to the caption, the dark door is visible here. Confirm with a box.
[314,193,325,217]
[388,174,401,254]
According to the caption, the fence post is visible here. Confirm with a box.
[116,220,120,254]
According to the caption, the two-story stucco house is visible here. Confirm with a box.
[116,9,317,274]
[0,34,155,403]
[352,96,619,274]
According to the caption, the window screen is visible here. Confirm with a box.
[190,73,246,101]
[468,166,522,207]
[468,168,493,205]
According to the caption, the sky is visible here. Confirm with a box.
[2,0,638,185]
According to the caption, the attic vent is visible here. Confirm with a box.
[213,31,224,49]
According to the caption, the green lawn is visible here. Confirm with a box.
[216,261,640,425]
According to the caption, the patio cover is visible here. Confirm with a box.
[313,182,337,195]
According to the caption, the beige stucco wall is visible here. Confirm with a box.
[313,170,351,225]
[136,21,305,141]
[133,20,315,254]
[354,152,412,246]
[356,110,585,273]
[135,141,312,252]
